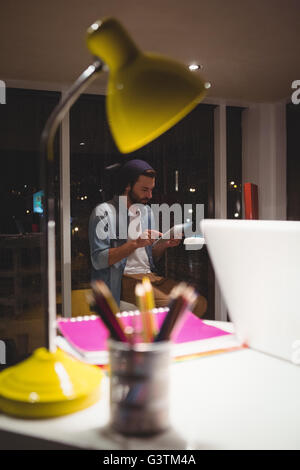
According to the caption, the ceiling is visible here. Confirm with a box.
[1,0,300,102]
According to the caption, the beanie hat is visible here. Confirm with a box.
[120,159,155,183]
[112,159,156,195]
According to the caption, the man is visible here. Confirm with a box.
[89,159,207,317]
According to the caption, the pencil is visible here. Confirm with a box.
[154,291,184,342]
[168,285,197,338]
[142,276,158,336]
[154,283,197,342]
[94,280,120,315]
[135,283,153,342]
[91,281,128,342]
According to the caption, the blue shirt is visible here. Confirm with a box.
[88,195,156,305]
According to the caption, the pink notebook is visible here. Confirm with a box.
[57,311,234,363]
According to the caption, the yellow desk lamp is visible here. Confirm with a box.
[0,17,209,418]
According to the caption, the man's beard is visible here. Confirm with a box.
[128,188,149,205]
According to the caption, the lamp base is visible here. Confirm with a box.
[0,347,103,419]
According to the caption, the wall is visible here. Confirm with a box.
[242,102,287,220]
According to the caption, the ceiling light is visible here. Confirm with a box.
[90,22,100,31]
[189,64,202,71]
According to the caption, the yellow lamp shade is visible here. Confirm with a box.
[86,18,209,153]
[0,348,103,418]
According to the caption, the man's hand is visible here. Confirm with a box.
[135,229,162,248]
[155,232,183,249]
[161,237,182,248]
[108,230,161,266]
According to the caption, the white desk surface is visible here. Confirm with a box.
[1,321,300,450]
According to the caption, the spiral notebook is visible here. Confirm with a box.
[56,309,244,365]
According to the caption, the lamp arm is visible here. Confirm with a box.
[40,59,104,352]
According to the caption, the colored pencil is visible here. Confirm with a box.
[154,285,184,342]
[135,283,153,342]
[142,276,158,336]
[154,283,198,342]
[93,280,120,315]
[168,285,197,338]
[90,281,128,342]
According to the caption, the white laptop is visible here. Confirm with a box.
[200,219,300,364]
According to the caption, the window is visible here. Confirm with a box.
[226,106,244,219]
[69,96,215,319]
[0,88,60,367]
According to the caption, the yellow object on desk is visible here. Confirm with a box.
[0,348,103,418]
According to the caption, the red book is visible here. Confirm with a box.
[244,183,259,219]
